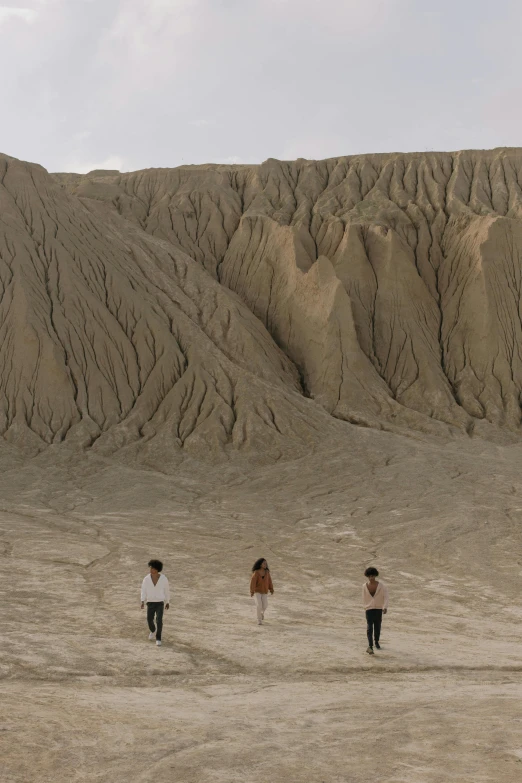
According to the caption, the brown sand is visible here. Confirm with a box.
[1,150,522,781]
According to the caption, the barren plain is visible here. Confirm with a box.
[1,149,522,782]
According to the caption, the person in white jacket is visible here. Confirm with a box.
[140,559,170,646]
[362,566,389,654]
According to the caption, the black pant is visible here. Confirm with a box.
[147,602,164,641]
[366,609,383,647]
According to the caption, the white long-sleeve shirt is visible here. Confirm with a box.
[141,574,170,603]
[362,581,389,610]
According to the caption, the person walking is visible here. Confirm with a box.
[141,559,170,646]
[250,558,274,625]
[362,566,388,654]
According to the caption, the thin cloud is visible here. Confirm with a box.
[0,0,521,172]
[0,6,37,24]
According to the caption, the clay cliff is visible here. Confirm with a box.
[1,148,521,465]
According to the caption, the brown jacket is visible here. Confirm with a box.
[250,570,274,595]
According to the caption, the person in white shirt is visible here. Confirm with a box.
[140,559,170,647]
[362,566,389,655]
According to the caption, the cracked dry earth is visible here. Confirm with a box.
[1,149,522,782]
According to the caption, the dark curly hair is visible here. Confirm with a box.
[252,557,269,572]
[148,559,163,572]
[364,566,379,577]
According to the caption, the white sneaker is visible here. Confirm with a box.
[156,640,162,646]
[148,632,156,640]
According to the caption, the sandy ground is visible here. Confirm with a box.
[2,429,522,782]
[4,149,522,782]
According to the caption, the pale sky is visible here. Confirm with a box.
[1,0,521,173]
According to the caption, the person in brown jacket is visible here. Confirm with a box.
[250,558,274,625]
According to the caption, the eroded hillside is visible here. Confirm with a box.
[57,149,522,441]
[0,149,521,464]
[0,154,341,466]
